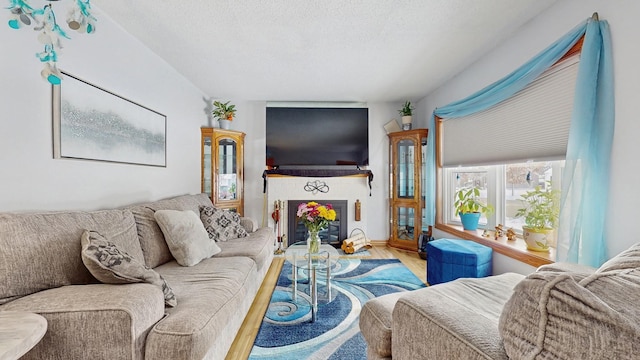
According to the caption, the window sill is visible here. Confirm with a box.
[434,223,555,268]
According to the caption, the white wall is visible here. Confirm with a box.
[221,100,268,224]
[0,1,412,244]
[0,2,208,211]
[419,0,640,265]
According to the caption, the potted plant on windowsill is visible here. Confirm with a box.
[212,100,236,130]
[515,181,560,252]
[398,101,415,130]
[454,186,494,231]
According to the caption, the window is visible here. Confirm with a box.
[432,35,588,267]
[445,167,490,226]
[443,161,564,237]
[439,56,579,168]
[436,54,579,257]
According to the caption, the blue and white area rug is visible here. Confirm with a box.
[249,259,426,360]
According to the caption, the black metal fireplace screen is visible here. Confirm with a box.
[287,200,348,247]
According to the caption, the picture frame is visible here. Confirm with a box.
[52,72,167,167]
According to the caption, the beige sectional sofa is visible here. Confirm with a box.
[0,193,274,360]
[360,243,640,359]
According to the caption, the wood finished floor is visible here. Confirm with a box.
[225,245,427,360]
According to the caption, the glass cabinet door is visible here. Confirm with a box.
[396,139,416,199]
[396,206,416,241]
[217,138,237,201]
[202,135,212,198]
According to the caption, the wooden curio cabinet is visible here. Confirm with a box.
[388,129,428,251]
[201,128,245,215]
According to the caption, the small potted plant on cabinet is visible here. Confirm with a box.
[398,101,415,130]
[515,181,560,252]
[212,100,236,129]
[454,186,494,231]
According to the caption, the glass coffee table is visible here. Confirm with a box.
[284,241,339,322]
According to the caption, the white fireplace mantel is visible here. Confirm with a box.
[265,173,371,247]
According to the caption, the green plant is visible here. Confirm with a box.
[454,186,494,216]
[398,101,414,116]
[515,181,560,230]
[212,100,236,121]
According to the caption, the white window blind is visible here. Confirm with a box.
[441,55,579,167]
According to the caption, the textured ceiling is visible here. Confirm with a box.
[91,0,557,102]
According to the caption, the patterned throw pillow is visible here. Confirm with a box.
[80,230,177,307]
[199,205,249,241]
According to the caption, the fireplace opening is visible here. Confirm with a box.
[287,200,348,248]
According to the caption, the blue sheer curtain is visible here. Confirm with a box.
[558,20,614,266]
[426,18,614,266]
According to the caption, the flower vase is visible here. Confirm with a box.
[307,230,320,254]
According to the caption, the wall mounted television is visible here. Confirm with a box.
[266,106,369,168]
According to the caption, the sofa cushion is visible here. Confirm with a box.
[80,230,177,306]
[154,209,221,266]
[214,227,275,278]
[128,206,174,269]
[393,273,524,360]
[499,269,640,359]
[147,256,260,360]
[199,205,248,241]
[126,194,214,268]
[0,209,143,305]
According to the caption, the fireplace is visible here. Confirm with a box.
[287,200,348,247]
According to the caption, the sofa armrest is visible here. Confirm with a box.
[240,217,259,233]
[1,283,165,360]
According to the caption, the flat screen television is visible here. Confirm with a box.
[266,107,369,168]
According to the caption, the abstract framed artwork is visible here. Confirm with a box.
[52,72,167,167]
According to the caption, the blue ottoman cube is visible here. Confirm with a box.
[427,239,492,285]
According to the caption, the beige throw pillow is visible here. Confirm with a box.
[154,209,221,266]
[80,230,177,307]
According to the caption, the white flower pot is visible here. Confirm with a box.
[401,115,412,130]
[218,119,231,129]
[522,226,553,252]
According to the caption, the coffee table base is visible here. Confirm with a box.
[290,253,333,323]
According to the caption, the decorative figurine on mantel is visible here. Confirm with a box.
[506,228,517,241]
